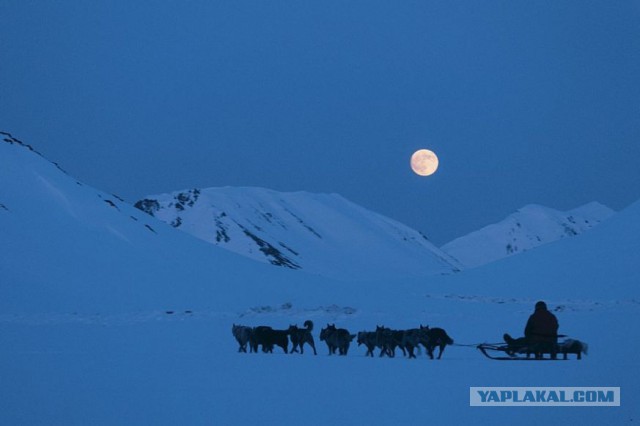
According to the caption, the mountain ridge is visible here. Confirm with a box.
[135,186,462,280]
[441,202,614,268]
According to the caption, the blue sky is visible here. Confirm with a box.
[2,1,639,244]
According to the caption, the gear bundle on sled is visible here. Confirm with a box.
[477,336,588,361]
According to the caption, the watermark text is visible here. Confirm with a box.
[470,387,620,406]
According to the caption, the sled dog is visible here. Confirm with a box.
[232,324,252,353]
[288,320,317,355]
[251,325,289,354]
[419,325,454,359]
[320,324,355,355]
[357,331,378,357]
[375,326,408,357]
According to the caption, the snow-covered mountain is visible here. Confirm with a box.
[441,203,614,268]
[2,132,639,425]
[0,131,319,313]
[134,187,461,280]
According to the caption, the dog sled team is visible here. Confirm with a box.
[233,301,588,361]
[232,320,454,359]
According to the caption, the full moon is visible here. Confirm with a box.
[410,149,439,176]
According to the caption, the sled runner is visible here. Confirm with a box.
[476,337,588,361]
[476,343,564,361]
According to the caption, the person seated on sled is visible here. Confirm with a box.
[524,301,559,359]
[503,301,559,358]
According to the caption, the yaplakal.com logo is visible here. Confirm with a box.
[470,387,620,406]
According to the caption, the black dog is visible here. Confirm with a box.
[375,326,407,357]
[357,331,378,357]
[320,324,355,355]
[419,325,453,359]
[288,320,317,355]
[400,328,424,359]
[251,326,289,354]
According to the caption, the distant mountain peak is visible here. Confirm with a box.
[135,186,461,280]
[441,202,615,268]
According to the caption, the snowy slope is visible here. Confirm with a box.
[441,203,614,268]
[0,132,332,314]
[134,187,461,280]
[1,132,639,425]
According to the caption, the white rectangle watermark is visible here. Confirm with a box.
[470,387,620,406]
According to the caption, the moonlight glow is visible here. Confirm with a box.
[410,149,439,176]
